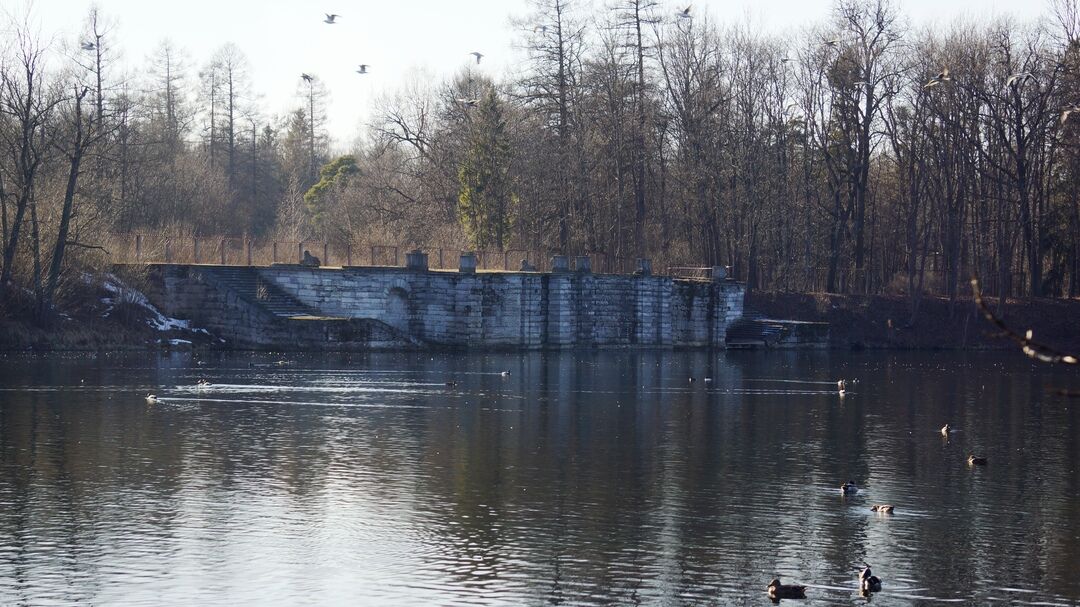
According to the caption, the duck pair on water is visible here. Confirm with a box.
[768,564,881,600]
[942,424,989,465]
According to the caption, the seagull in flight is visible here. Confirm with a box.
[677,5,691,19]
[1006,72,1034,87]
[301,73,314,82]
[457,98,480,107]
[924,66,951,88]
[80,41,96,51]
[470,51,484,64]
[824,37,840,47]
[1062,104,1080,125]
[356,64,369,74]
[324,13,341,24]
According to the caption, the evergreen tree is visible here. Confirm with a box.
[457,89,516,251]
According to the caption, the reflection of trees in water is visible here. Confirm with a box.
[2,352,1080,601]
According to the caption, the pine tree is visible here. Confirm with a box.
[457,89,516,251]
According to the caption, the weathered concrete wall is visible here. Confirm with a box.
[145,265,415,349]
[143,263,745,349]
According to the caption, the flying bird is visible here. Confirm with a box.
[324,13,340,24]
[924,66,951,88]
[457,98,479,107]
[1061,104,1080,125]
[80,41,96,51]
[356,64,369,74]
[780,57,792,63]
[301,73,313,82]
[1006,72,1034,87]
[824,38,840,47]
[470,51,484,64]
[677,5,691,19]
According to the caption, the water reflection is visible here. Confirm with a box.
[0,350,1078,605]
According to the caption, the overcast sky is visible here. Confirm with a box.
[10,0,1050,147]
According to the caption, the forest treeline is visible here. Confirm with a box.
[3,0,1080,324]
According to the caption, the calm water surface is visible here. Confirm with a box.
[1,350,1078,605]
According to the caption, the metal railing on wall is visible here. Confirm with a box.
[117,234,725,279]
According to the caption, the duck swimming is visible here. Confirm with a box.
[968,453,988,466]
[767,578,807,600]
[941,423,951,436]
[860,564,882,592]
[841,480,858,494]
[870,504,894,513]
[145,394,159,404]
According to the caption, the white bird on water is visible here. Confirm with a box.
[145,394,159,404]
[470,51,484,64]
[324,13,341,24]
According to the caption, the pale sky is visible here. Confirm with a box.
[8,0,1050,148]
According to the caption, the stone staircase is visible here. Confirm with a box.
[725,311,788,348]
[200,266,317,318]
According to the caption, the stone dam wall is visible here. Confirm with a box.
[143,262,745,350]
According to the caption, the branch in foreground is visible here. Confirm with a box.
[970,278,1078,365]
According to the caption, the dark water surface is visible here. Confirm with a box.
[1,350,1078,605]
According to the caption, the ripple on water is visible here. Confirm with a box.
[1,351,1080,604]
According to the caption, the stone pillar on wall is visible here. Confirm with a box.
[406,250,429,271]
[636,258,652,276]
[551,255,569,272]
[459,252,477,274]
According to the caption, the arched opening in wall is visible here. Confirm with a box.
[386,286,410,332]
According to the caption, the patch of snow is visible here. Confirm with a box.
[96,273,211,336]
[165,338,192,346]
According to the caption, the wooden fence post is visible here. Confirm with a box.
[323,243,329,266]
[135,234,142,262]
[272,242,278,264]
[193,238,199,264]
[246,240,253,266]
[346,244,352,266]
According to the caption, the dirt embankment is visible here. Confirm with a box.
[0,274,216,351]
[747,291,1080,353]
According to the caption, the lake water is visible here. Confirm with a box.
[1,350,1078,605]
